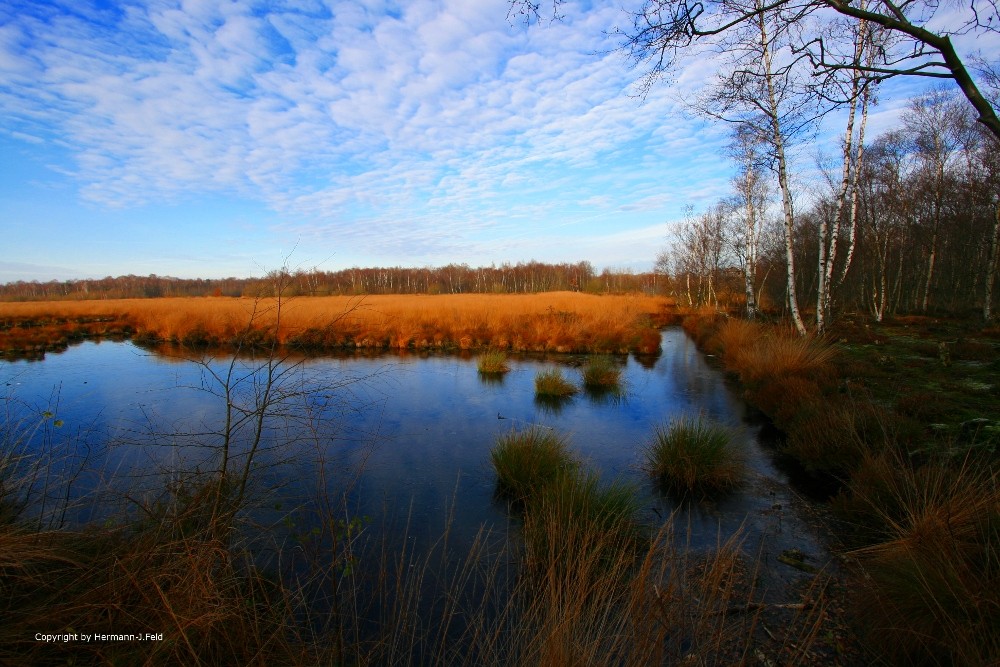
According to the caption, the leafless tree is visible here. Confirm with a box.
[699,0,814,333]
[904,90,966,312]
[669,205,729,306]
[513,0,999,139]
[813,7,881,332]
[727,126,771,318]
[858,130,910,320]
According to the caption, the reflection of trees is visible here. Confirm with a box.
[656,331,740,418]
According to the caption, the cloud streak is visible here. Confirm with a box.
[4,0,966,280]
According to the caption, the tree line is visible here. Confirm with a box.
[661,88,999,326]
[0,261,664,301]
[519,0,998,330]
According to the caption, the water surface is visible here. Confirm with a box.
[2,330,827,579]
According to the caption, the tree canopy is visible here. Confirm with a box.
[513,0,1000,139]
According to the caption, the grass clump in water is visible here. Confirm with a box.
[490,428,578,506]
[522,470,643,574]
[477,349,510,374]
[581,355,622,391]
[534,369,578,398]
[644,417,744,495]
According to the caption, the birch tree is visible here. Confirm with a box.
[904,91,965,312]
[697,0,812,333]
[813,9,880,332]
[728,126,770,318]
[858,131,910,321]
[670,205,728,307]
[512,0,999,139]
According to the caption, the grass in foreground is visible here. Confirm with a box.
[672,307,1000,664]
[534,368,578,398]
[488,426,826,665]
[835,452,1000,665]
[1,405,832,667]
[521,470,643,576]
[644,417,744,495]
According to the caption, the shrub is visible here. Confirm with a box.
[490,428,577,506]
[477,350,510,374]
[643,417,744,495]
[534,369,578,398]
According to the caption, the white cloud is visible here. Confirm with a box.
[3,0,966,279]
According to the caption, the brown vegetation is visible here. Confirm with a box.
[0,292,669,357]
[487,428,828,666]
[673,306,1000,664]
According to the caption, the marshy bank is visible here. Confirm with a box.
[674,308,1000,665]
[0,326,851,665]
[0,292,666,359]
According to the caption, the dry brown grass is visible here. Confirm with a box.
[0,521,306,665]
[0,293,667,355]
[838,453,1000,665]
[712,318,764,360]
[721,329,837,388]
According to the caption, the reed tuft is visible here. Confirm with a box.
[477,349,510,374]
[490,428,577,506]
[644,417,744,495]
[534,368,578,398]
[581,355,622,391]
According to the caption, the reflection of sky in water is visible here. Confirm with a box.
[2,331,827,564]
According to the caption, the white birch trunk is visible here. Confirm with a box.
[744,170,759,318]
[838,84,869,287]
[760,12,807,335]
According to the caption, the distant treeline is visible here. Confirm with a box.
[0,261,666,301]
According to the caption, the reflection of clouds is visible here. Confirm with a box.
[10,336,827,562]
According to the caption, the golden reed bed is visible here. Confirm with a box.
[0,292,669,356]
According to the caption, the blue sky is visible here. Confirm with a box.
[0,0,989,282]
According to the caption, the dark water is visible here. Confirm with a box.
[2,330,830,585]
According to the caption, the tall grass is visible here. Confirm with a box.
[485,427,823,666]
[721,330,837,388]
[581,355,622,391]
[476,349,510,374]
[0,292,668,355]
[836,452,1000,665]
[0,399,828,666]
[644,417,745,495]
[490,428,577,506]
[701,317,843,472]
[0,480,307,665]
[520,470,643,575]
[534,368,578,398]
